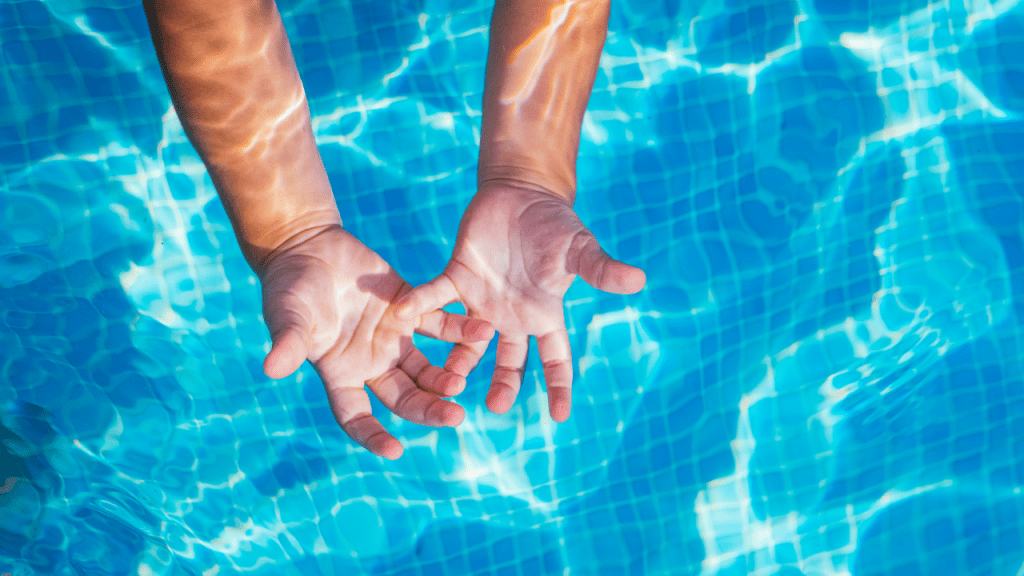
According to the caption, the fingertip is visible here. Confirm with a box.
[374,436,405,460]
[264,332,306,379]
[394,299,414,320]
[550,403,571,423]
[472,320,496,341]
[442,372,467,397]
[263,354,292,380]
[625,266,647,294]
[445,403,466,427]
[432,371,465,397]
[383,442,404,460]
[445,355,470,377]
[548,388,572,422]
[263,354,277,379]
[486,385,516,415]
[609,262,647,295]
[427,399,465,427]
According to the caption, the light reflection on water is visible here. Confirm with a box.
[1,0,1023,574]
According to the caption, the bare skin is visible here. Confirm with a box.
[396,0,646,422]
[142,0,494,459]
[261,225,495,459]
[143,0,645,440]
[395,184,645,422]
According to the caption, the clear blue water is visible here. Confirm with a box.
[2,0,1024,574]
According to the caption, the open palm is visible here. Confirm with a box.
[394,185,646,421]
[260,225,495,459]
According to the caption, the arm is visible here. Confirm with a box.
[141,0,341,275]
[477,0,611,204]
[141,1,495,459]
[395,0,644,423]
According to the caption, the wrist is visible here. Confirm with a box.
[217,162,343,276]
[477,162,575,206]
[203,115,343,276]
[250,217,344,278]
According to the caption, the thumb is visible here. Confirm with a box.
[263,311,312,379]
[394,273,461,320]
[569,232,647,295]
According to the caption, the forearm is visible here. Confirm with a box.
[478,0,610,205]
[142,0,341,274]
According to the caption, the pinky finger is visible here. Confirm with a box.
[326,386,404,460]
[345,414,404,460]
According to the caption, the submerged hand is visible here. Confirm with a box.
[260,225,495,459]
[393,184,646,422]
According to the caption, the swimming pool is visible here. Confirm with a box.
[2,0,1024,573]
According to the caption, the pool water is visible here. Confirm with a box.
[2,0,1024,574]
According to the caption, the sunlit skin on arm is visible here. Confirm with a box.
[141,0,495,459]
[142,0,340,272]
[478,0,611,202]
[395,0,646,422]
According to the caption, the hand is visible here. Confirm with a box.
[260,225,495,459]
[393,184,646,422]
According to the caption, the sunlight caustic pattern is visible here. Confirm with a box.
[1,0,1024,574]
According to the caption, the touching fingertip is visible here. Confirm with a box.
[473,320,496,339]
[445,356,470,377]
[394,300,413,319]
[444,373,466,396]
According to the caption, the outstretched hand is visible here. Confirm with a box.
[260,225,495,459]
[393,184,646,422]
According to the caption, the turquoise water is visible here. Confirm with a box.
[2,0,1024,574]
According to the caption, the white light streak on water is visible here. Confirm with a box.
[694,358,783,575]
[312,95,409,167]
[703,14,809,94]
[964,0,1023,33]
[381,57,410,87]
[580,306,661,375]
[444,394,561,518]
[693,330,962,575]
[410,14,432,50]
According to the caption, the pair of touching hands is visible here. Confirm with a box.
[141,0,635,458]
[260,184,646,459]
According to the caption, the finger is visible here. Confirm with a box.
[537,328,573,422]
[399,346,465,398]
[486,333,530,415]
[417,309,496,343]
[264,326,309,380]
[324,386,404,460]
[444,338,491,378]
[368,367,466,428]
[394,273,460,320]
[568,232,647,295]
